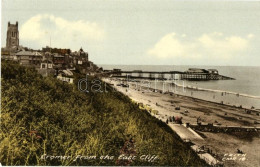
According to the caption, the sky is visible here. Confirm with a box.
[1,0,260,66]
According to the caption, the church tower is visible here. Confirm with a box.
[6,21,19,49]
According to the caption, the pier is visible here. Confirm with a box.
[103,68,235,81]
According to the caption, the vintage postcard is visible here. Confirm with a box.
[1,0,260,166]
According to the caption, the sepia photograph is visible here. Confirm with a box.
[1,0,260,166]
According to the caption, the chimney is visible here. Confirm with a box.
[8,22,10,27]
[16,21,18,27]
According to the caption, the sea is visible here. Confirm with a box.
[99,65,260,109]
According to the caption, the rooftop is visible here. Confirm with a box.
[16,51,42,56]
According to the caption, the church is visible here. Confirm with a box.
[1,21,21,60]
[6,21,19,50]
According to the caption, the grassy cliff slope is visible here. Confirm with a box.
[0,61,208,166]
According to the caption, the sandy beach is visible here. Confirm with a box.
[103,78,260,167]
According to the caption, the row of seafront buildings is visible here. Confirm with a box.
[1,22,102,83]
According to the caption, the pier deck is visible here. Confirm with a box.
[103,69,235,81]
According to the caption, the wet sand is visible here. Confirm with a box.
[104,78,260,167]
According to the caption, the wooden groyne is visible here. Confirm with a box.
[187,123,260,133]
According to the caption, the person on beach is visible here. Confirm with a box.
[197,117,201,124]
[172,116,175,123]
[179,117,183,125]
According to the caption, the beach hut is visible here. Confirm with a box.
[138,103,144,108]
[151,110,159,115]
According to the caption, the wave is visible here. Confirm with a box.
[168,81,260,100]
